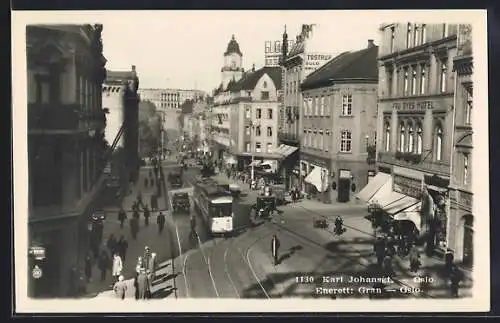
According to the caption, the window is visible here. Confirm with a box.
[256,108,262,119]
[443,24,449,38]
[390,26,395,53]
[340,130,352,152]
[320,96,325,115]
[255,126,261,136]
[407,23,412,48]
[411,67,417,95]
[263,81,268,89]
[435,124,443,161]
[414,24,420,46]
[261,91,270,100]
[268,108,273,119]
[245,126,251,135]
[275,41,281,53]
[319,131,324,150]
[255,142,261,153]
[421,24,427,44]
[267,126,272,137]
[385,122,391,151]
[416,124,423,154]
[387,68,393,96]
[404,68,409,95]
[245,142,251,152]
[408,122,414,152]
[342,95,352,116]
[463,154,469,185]
[465,87,473,124]
[267,143,273,152]
[420,64,427,95]
[265,41,271,53]
[245,106,251,118]
[399,123,406,151]
[231,60,236,68]
[440,60,448,93]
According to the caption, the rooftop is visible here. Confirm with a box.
[224,34,243,56]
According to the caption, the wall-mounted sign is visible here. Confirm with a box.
[393,101,434,112]
[339,169,351,179]
[304,52,335,75]
[393,175,422,199]
[32,265,43,279]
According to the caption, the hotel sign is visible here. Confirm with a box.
[304,52,334,76]
[393,175,422,199]
[393,101,434,112]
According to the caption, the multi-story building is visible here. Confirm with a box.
[27,24,107,297]
[137,88,205,111]
[449,24,473,267]
[300,40,379,204]
[101,65,140,197]
[211,37,283,169]
[279,24,337,189]
[264,37,295,67]
[362,23,459,257]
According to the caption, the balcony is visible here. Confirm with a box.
[377,151,450,176]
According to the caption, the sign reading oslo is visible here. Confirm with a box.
[32,265,43,279]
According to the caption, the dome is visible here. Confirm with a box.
[224,34,243,57]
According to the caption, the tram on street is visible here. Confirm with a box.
[192,178,234,236]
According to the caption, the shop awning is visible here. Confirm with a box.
[368,176,393,204]
[393,203,422,230]
[356,172,391,202]
[304,167,328,192]
[373,190,406,209]
[273,144,299,159]
[384,195,420,215]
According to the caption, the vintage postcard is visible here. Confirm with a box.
[12,9,489,313]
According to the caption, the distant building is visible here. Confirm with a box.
[137,88,205,111]
[264,38,294,67]
[300,40,379,204]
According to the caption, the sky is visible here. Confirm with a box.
[99,11,383,93]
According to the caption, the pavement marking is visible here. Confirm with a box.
[223,244,241,298]
[195,230,220,298]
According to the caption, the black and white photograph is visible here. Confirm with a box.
[12,10,489,312]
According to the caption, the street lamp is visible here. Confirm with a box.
[251,120,259,183]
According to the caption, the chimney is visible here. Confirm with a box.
[131,65,136,72]
[252,63,255,72]
[367,39,375,48]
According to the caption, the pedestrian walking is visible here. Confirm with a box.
[157,211,165,234]
[271,234,281,266]
[130,217,139,240]
[98,250,110,281]
[84,252,92,282]
[113,275,127,300]
[409,245,421,273]
[445,249,454,275]
[148,253,158,282]
[133,272,140,299]
[143,205,151,227]
[118,207,127,229]
[112,253,123,285]
[118,236,128,261]
[143,246,152,271]
[374,237,386,268]
[107,234,118,256]
[146,270,154,299]
[136,268,149,300]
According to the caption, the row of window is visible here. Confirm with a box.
[383,120,444,161]
[265,57,280,66]
[245,107,273,119]
[388,23,451,53]
[245,125,273,137]
[303,94,353,116]
[245,141,275,153]
[302,129,353,153]
[160,103,179,108]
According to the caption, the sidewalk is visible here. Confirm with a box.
[85,166,176,299]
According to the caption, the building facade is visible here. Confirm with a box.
[300,40,379,204]
[102,66,140,196]
[279,24,337,190]
[137,88,205,111]
[366,23,459,257]
[264,38,295,67]
[27,24,107,297]
[449,24,473,266]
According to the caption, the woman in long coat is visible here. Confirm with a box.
[112,253,123,283]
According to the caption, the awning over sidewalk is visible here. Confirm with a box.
[274,144,298,158]
[356,172,391,202]
[393,202,422,230]
[384,195,420,215]
[373,190,406,209]
[368,176,393,204]
[304,167,328,192]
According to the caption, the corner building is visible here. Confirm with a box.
[364,23,459,257]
